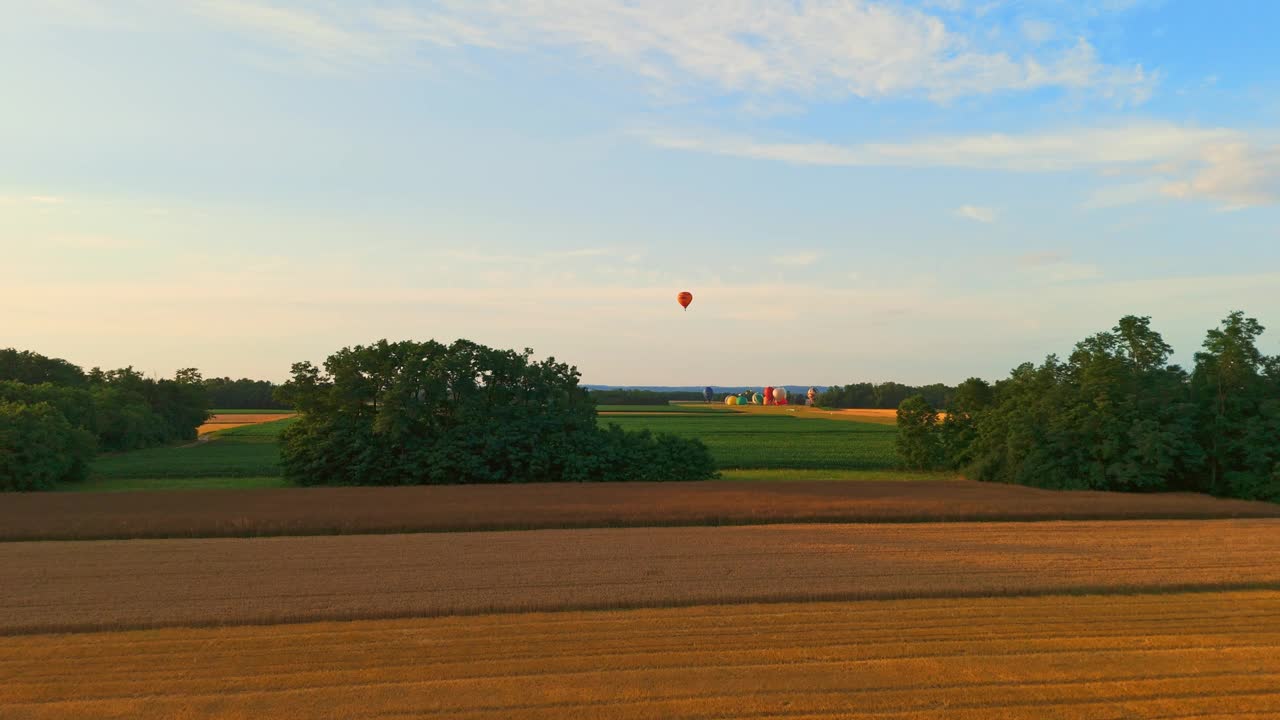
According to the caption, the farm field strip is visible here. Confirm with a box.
[86,419,291,482]
[196,413,294,436]
[602,414,900,469]
[9,480,1279,541]
[595,404,736,413]
[727,405,903,425]
[4,592,1278,720]
[3,519,1278,634]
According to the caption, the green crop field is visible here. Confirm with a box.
[79,420,293,488]
[66,412,898,492]
[601,414,898,470]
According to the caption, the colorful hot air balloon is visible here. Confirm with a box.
[677,291,693,311]
[775,387,789,406]
[703,386,714,403]
[763,386,775,406]
[807,387,818,406]
[752,393,762,405]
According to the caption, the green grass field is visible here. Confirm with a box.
[66,412,899,492]
[83,420,292,485]
[601,413,898,470]
[595,404,735,413]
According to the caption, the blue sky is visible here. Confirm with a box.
[2,0,1278,385]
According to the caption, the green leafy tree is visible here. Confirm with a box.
[278,339,717,485]
[0,401,95,491]
[937,377,992,469]
[896,395,941,470]
[204,377,288,409]
[1191,312,1280,500]
[0,349,87,387]
[962,317,1200,492]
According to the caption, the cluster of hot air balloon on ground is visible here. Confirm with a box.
[703,387,820,406]
[680,293,818,408]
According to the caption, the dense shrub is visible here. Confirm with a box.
[278,339,717,485]
[0,401,95,491]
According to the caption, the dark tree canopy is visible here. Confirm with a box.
[278,339,716,485]
[896,395,941,471]
[203,377,288,409]
[900,313,1280,503]
[0,401,95,491]
[0,350,211,491]
[0,349,87,388]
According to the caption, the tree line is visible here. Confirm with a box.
[0,349,209,491]
[202,377,289,409]
[587,389,706,405]
[896,312,1280,503]
[818,381,956,410]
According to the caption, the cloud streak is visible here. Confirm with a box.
[772,252,821,267]
[957,205,996,222]
[642,124,1280,209]
[151,0,1155,104]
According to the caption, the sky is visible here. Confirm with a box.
[2,0,1279,385]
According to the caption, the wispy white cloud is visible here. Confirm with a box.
[771,252,821,267]
[1020,19,1056,44]
[1161,143,1280,211]
[0,195,66,205]
[152,0,1153,104]
[190,0,389,66]
[435,247,640,265]
[642,124,1280,209]
[957,205,997,222]
[1013,251,1101,282]
[563,247,614,258]
[1017,251,1070,267]
[46,234,142,250]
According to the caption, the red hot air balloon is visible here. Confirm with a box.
[677,291,693,311]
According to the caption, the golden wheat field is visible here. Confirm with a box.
[4,591,1278,720]
[195,413,294,436]
[3,519,1278,634]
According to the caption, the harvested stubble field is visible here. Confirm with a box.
[6,480,1280,541]
[3,519,1279,634]
[4,591,1279,719]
